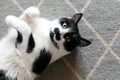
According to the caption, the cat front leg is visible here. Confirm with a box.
[5,15,32,49]
[5,15,31,35]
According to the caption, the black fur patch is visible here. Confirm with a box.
[32,48,52,74]
[26,33,35,53]
[50,31,59,49]
[15,31,23,48]
[63,33,79,51]
[16,31,23,43]
[0,70,5,80]
[0,70,16,80]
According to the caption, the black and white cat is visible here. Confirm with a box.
[0,7,91,80]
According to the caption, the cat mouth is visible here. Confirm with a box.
[50,31,59,49]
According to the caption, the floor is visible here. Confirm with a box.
[0,0,120,80]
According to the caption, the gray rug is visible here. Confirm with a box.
[0,0,120,80]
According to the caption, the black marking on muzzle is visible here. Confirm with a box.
[54,28,61,41]
[50,31,59,49]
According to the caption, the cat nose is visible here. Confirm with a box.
[54,28,61,41]
[54,28,60,34]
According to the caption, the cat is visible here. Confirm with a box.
[0,7,91,80]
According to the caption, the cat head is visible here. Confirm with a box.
[50,13,91,52]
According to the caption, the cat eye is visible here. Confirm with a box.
[62,22,68,29]
[65,36,71,42]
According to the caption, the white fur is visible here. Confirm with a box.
[0,7,70,80]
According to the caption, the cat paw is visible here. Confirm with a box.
[23,7,40,18]
[5,15,20,28]
[5,15,15,26]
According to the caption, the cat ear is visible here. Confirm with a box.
[79,38,91,47]
[72,13,83,24]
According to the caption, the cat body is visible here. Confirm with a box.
[0,7,91,80]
